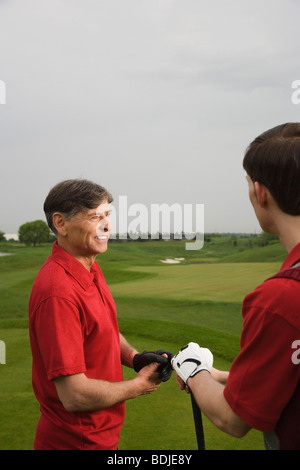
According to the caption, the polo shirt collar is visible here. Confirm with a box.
[281,242,300,270]
[51,241,96,290]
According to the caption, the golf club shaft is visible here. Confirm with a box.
[191,393,205,450]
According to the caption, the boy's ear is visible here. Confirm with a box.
[52,212,68,236]
[254,181,269,208]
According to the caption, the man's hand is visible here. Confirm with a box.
[133,362,163,395]
[171,342,213,384]
[133,350,174,382]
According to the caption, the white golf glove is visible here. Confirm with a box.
[171,342,213,383]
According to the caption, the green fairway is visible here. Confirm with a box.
[108,262,280,302]
[0,237,286,450]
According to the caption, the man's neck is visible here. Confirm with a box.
[276,215,300,253]
[56,239,96,271]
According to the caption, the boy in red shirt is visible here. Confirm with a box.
[172,123,300,450]
[29,179,172,450]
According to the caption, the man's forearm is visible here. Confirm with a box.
[211,367,229,385]
[54,334,163,413]
[119,333,138,368]
[54,364,161,413]
[188,371,250,438]
[55,374,139,412]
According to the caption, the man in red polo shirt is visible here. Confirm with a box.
[29,179,172,450]
[172,123,300,449]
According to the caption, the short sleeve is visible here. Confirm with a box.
[33,296,86,380]
[224,307,299,432]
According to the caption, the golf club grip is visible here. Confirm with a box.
[191,393,206,450]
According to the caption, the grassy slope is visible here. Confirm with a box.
[0,238,286,450]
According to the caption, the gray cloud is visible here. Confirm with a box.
[1,0,300,235]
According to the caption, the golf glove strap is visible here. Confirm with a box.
[171,342,213,384]
[157,351,174,382]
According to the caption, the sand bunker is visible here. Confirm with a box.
[160,257,185,264]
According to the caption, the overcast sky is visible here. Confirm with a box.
[1,0,300,236]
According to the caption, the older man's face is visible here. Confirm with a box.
[64,200,112,259]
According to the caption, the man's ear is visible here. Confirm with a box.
[253,181,269,208]
[52,212,68,236]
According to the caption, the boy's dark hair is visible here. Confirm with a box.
[44,179,113,234]
[243,122,300,215]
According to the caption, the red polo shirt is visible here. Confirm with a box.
[224,243,300,449]
[29,242,125,450]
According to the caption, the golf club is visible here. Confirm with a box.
[191,393,206,450]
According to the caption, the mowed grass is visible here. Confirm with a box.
[0,238,286,450]
[107,262,280,303]
[0,328,39,450]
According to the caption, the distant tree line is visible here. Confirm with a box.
[0,221,279,248]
